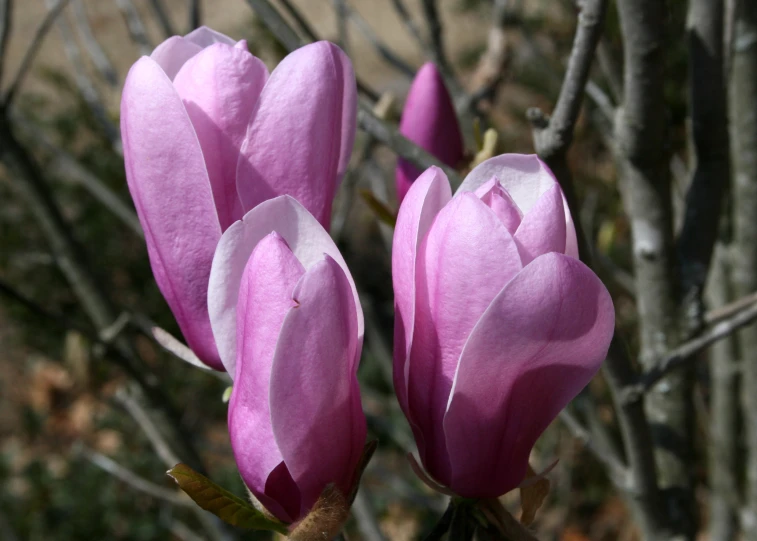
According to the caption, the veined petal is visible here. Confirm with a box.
[270,256,365,518]
[392,167,451,417]
[236,41,357,228]
[409,193,522,484]
[228,232,304,523]
[174,43,269,229]
[208,196,363,375]
[121,56,222,369]
[444,253,614,497]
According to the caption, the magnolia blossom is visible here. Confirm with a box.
[393,154,615,498]
[396,62,464,204]
[208,196,365,523]
[121,27,356,370]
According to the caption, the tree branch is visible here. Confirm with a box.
[71,0,117,86]
[113,0,152,56]
[148,0,175,38]
[2,0,72,105]
[0,0,13,84]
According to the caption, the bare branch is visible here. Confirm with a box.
[389,0,426,51]
[114,0,152,56]
[357,101,462,185]
[243,0,303,51]
[278,0,319,43]
[44,0,122,155]
[71,0,117,86]
[78,445,191,506]
[420,0,449,70]
[331,0,349,53]
[187,0,200,31]
[148,0,175,38]
[2,0,72,105]
[622,294,757,404]
[558,409,630,489]
[677,0,730,332]
[0,0,12,84]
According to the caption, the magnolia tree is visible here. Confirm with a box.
[0,1,755,540]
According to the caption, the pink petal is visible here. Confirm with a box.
[514,183,566,264]
[121,56,222,369]
[236,41,357,228]
[443,253,614,498]
[392,167,451,417]
[409,193,522,484]
[457,154,556,214]
[396,63,464,204]
[150,36,203,80]
[208,196,362,375]
[174,43,269,230]
[184,26,237,48]
[270,256,365,518]
[475,178,523,234]
[228,232,304,523]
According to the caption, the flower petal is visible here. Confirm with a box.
[184,26,237,48]
[174,43,269,230]
[392,167,451,417]
[409,193,522,484]
[121,56,222,369]
[475,178,523,235]
[443,253,614,498]
[150,36,203,80]
[514,183,566,264]
[208,196,363,375]
[396,63,464,204]
[270,256,365,518]
[236,41,357,228]
[228,232,304,523]
[457,154,556,214]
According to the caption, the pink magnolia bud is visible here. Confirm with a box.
[393,154,615,498]
[396,62,464,204]
[208,196,366,523]
[121,28,356,370]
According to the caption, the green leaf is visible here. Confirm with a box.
[167,464,288,534]
[360,190,397,227]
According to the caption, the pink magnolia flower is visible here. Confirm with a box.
[396,62,464,204]
[393,154,615,498]
[208,196,365,523]
[121,27,356,370]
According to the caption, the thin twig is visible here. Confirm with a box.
[148,0,175,38]
[71,0,117,86]
[188,0,200,31]
[244,0,303,51]
[389,0,427,51]
[45,0,122,155]
[623,288,757,404]
[341,0,415,78]
[558,409,630,489]
[357,101,461,184]
[114,0,152,56]
[278,0,318,42]
[12,111,140,236]
[0,0,13,84]
[331,0,349,54]
[2,0,72,105]
[78,445,191,507]
[114,387,181,467]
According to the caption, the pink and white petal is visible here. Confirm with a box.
[408,193,522,484]
[208,196,362,375]
[174,43,269,229]
[564,200,579,258]
[150,36,203,80]
[475,179,523,235]
[121,56,222,369]
[392,167,451,415]
[228,233,304,523]
[514,183,566,264]
[236,41,356,228]
[457,154,558,214]
[443,253,615,498]
[270,257,365,517]
[184,26,237,48]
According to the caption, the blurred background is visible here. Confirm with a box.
[0,0,696,539]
